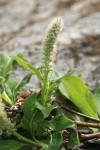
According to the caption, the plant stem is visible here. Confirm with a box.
[13,132,43,148]
[41,69,49,106]
[56,101,100,123]
[1,91,13,106]
[74,121,100,128]
[80,132,100,141]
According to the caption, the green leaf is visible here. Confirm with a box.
[48,70,58,83]
[22,92,44,122]
[4,73,32,103]
[86,91,97,114]
[6,78,18,93]
[58,69,76,81]
[59,82,70,99]
[1,91,13,106]
[22,92,44,134]
[0,140,27,150]
[94,86,100,116]
[0,53,12,78]
[37,103,54,118]
[59,75,98,118]
[68,129,80,148]
[22,116,37,134]
[0,53,11,66]
[48,114,75,131]
[22,92,37,123]
[48,132,62,150]
[47,69,76,98]
[47,81,59,97]
[12,56,41,81]
[0,84,4,94]
[0,76,5,82]
[4,78,18,102]
[15,73,32,92]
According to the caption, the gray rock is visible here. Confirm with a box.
[0,0,100,90]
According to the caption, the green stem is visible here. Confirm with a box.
[1,91,13,106]
[13,132,43,148]
[41,69,48,106]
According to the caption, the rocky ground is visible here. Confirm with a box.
[0,0,100,149]
[0,0,100,89]
[0,0,100,90]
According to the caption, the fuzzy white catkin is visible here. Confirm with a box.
[41,17,63,69]
[0,99,15,135]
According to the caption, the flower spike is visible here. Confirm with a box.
[0,99,15,135]
[41,17,63,70]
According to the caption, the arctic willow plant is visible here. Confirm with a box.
[12,17,66,107]
[0,17,79,150]
[41,17,63,105]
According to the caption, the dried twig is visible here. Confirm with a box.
[80,132,100,141]
[74,121,100,128]
[55,101,100,123]
[55,102,100,141]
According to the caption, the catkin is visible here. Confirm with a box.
[0,99,15,135]
[41,17,63,69]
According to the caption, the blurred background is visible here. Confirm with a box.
[0,0,100,90]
